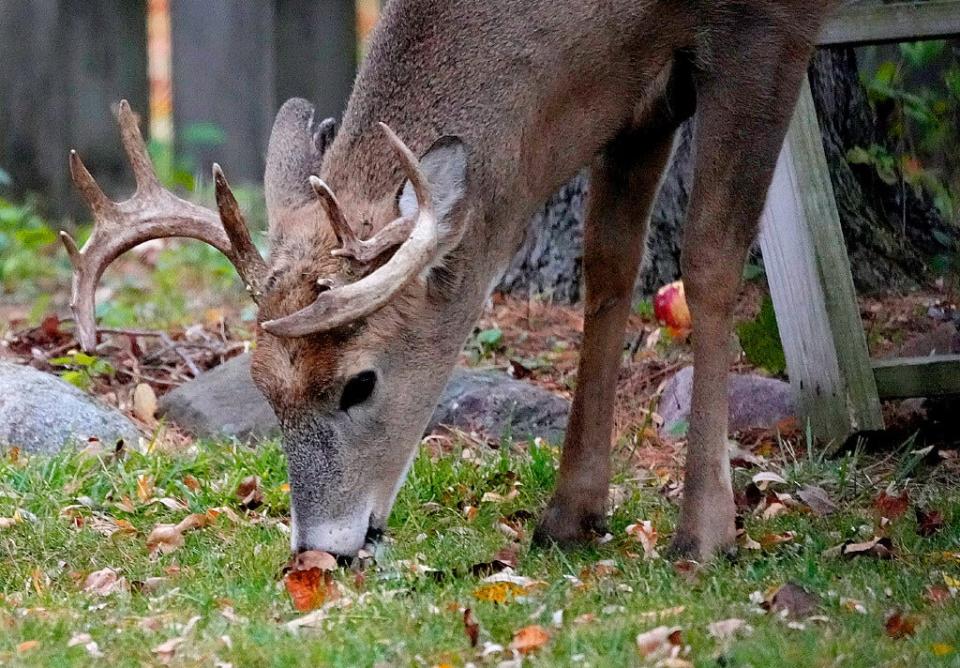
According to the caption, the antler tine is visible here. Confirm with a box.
[69,150,119,220]
[213,163,268,298]
[61,101,267,352]
[116,100,162,196]
[262,123,438,338]
[378,122,434,216]
[309,176,361,252]
[313,176,415,264]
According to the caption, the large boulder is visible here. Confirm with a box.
[0,362,140,454]
[157,354,277,441]
[427,367,569,444]
[158,353,570,444]
[658,366,795,438]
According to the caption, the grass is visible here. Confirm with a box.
[0,435,958,667]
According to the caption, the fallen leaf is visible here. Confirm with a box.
[707,618,752,641]
[17,640,40,653]
[873,490,909,521]
[827,536,895,560]
[283,550,339,612]
[235,476,264,511]
[925,585,952,606]
[626,520,659,559]
[146,512,214,555]
[463,608,479,648]
[0,516,19,529]
[152,637,184,665]
[916,508,945,537]
[481,489,518,504]
[470,545,520,577]
[636,625,683,658]
[136,474,155,503]
[67,633,103,658]
[752,471,787,489]
[133,383,158,422]
[182,474,201,492]
[83,568,128,596]
[761,502,789,520]
[509,625,550,654]
[473,581,528,604]
[764,582,819,619]
[797,485,837,517]
[637,606,686,622]
[758,531,796,550]
[932,643,954,656]
[884,611,918,639]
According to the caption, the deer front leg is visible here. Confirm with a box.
[534,127,678,545]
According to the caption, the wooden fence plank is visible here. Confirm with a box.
[820,0,960,46]
[759,78,884,444]
[872,355,960,398]
[0,0,148,218]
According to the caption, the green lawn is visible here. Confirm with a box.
[0,435,957,667]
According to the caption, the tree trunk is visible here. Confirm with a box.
[498,47,949,302]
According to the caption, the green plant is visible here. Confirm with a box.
[48,352,115,391]
[736,296,787,375]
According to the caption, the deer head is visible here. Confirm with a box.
[64,99,471,557]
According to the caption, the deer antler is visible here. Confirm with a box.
[312,178,414,264]
[61,100,267,352]
[261,123,436,337]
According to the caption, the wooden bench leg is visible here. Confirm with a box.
[758,77,884,449]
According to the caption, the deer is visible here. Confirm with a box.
[62,0,840,562]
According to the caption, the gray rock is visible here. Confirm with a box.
[158,353,570,444]
[158,354,277,441]
[658,366,794,438]
[0,362,140,454]
[428,368,570,444]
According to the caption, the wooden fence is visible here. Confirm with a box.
[0,0,356,217]
[762,0,960,447]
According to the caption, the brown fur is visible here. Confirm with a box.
[249,0,840,558]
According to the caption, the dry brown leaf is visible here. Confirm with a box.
[283,550,339,612]
[17,640,40,654]
[83,568,128,596]
[764,582,820,619]
[136,474,155,503]
[152,637,184,665]
[873,490,909,521]
[916,508,945,537]
[133,383,158,423]
[635,625,683,658]
[797,485,837,517]
[826,536,895,560]
[509,624,550,654]
[463,608,480,648]
[885,611,918,639]
[0,516,19,529]
[146,512,214,555]
[626,520,659,559]
[182,474,201,492]
[235,475,264,510]
[707,618,752,641]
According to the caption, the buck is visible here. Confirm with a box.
[63,0,839,561]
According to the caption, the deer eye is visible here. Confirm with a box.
[340,371,377,411]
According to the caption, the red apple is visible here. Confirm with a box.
[653,280,692,339]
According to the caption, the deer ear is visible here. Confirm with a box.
[398,136,468,254]
[265,98,337,215]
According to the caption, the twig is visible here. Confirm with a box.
[159,332,201,377]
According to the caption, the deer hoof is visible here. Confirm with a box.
[532,499,606,547]
[666,527,737,562]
